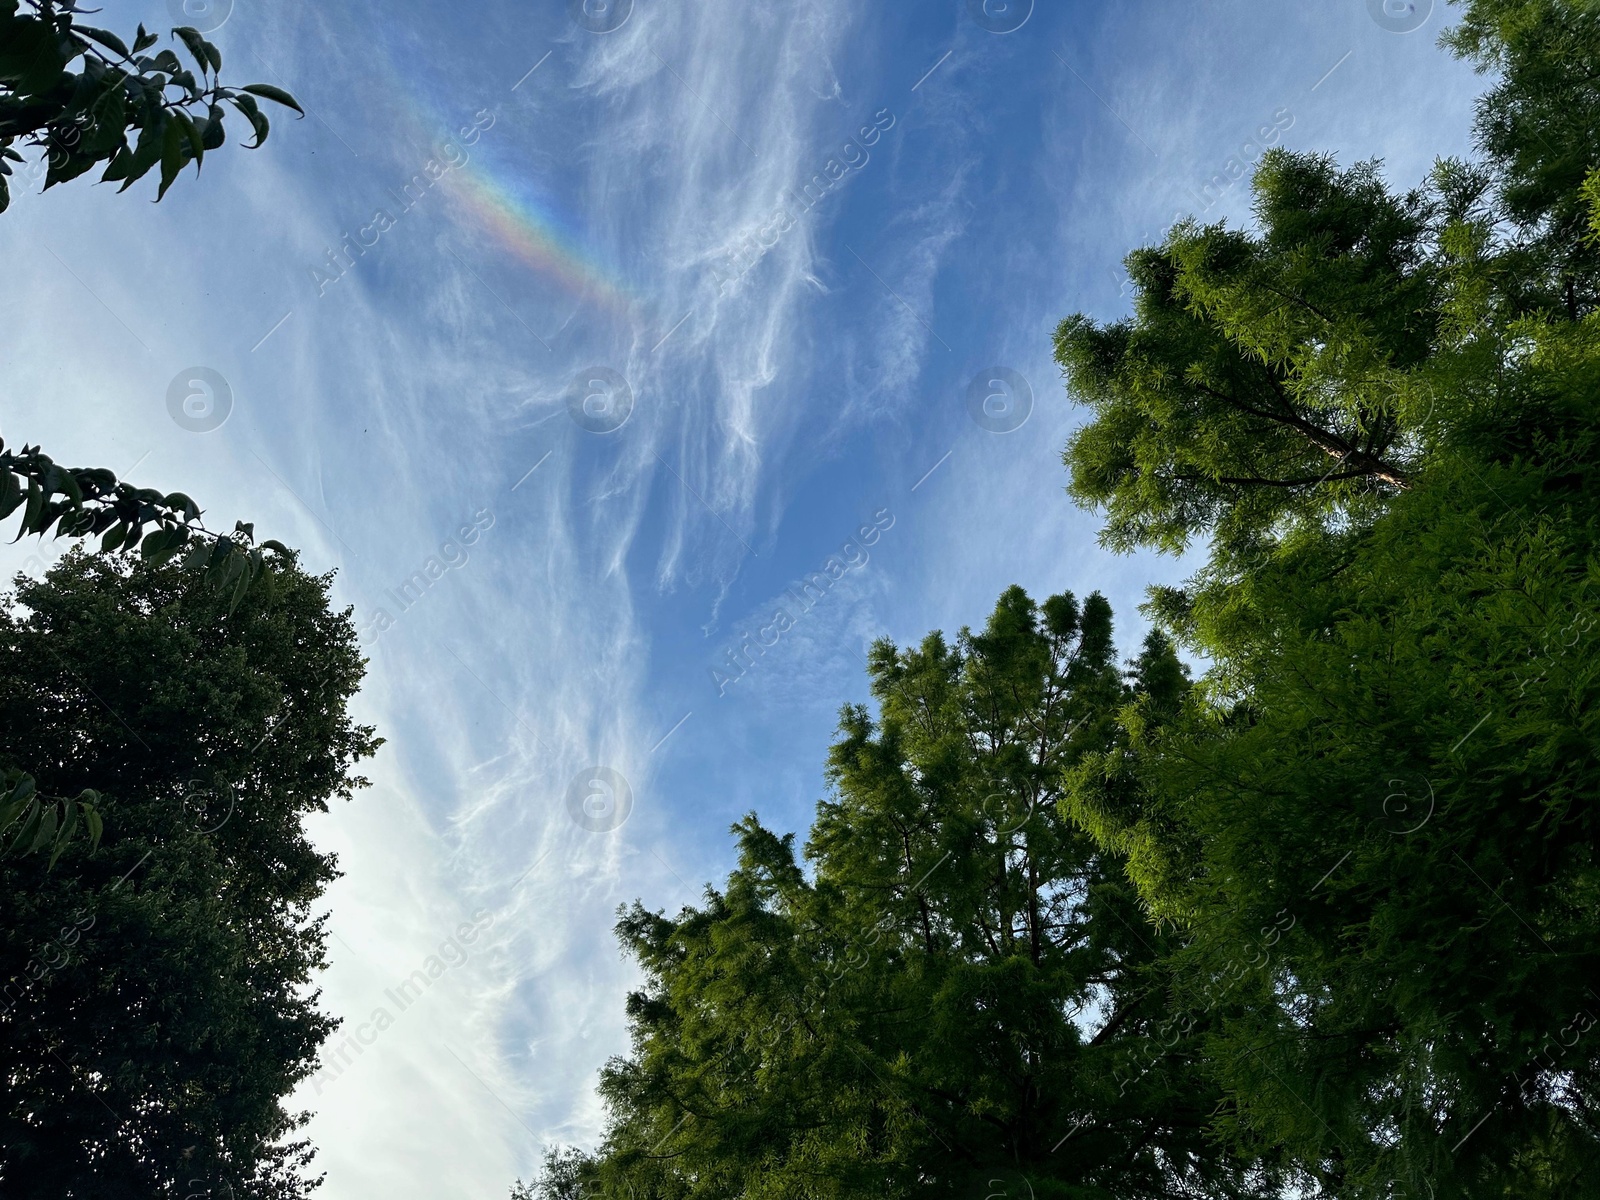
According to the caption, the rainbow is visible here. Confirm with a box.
[380,43,628,313]
[441,163,630,312]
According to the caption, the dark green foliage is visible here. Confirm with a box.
[0,0,301,213]
[544,589,1278,1200]
[0,551,379,1197]
[0,440,290,863]
[0,438,286,613]
[0,765,101,865]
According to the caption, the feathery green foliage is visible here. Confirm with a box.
[1054,0,1600,1193]
[539,590,1287,1200]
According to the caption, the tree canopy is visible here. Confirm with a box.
[529,589,1298,1200]
[0,551,378,1198]
[1051,0,1600,1193]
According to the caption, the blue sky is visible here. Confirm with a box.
[0,0,1484,1194]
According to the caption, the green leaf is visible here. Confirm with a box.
[172,109,204,170]
[0,471,22,519]
[199,103,226,150]
[76,25,131,59]
[0,796,28,835]
[83,803,103,848]
[19,475,43,536]
[50,800,79,868]
[157,114,186,199]
[228,93,269,148]
[31,803,57,854]
[164,491,200,521]
[9,800,40,855]
[230,561,252,614]
[173,27,211,76]
[58,509,94,538]
[139,525,175,560]
[221,545,248,586]
[238,83,304,116]
[163,524,192,563]
[116,114,166,190]
[100,142,136,184]
[0,774,33,833]
[100,521,129,552]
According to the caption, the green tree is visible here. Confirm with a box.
[1053,150,1439,563]
[1065,389,1600,1195]
[543,588,1281,1200]
[1054,1,1600,1194]
[0,438,288,863]
[0,550,379,1198]
[0,0,301,212]
[1443,0,1600,320]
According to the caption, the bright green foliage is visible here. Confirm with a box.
[1443,0,1600,318]
[1054,151,1435,560]
[0,0,302,212]
[539,589,1282,1200]
[1067,435,1600,1194]
[1055,1,1600,1195]
[0,551,379,1197]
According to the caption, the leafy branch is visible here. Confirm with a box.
[1,438,287,612]
[0,0,303,212]
[0,768,101,867]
